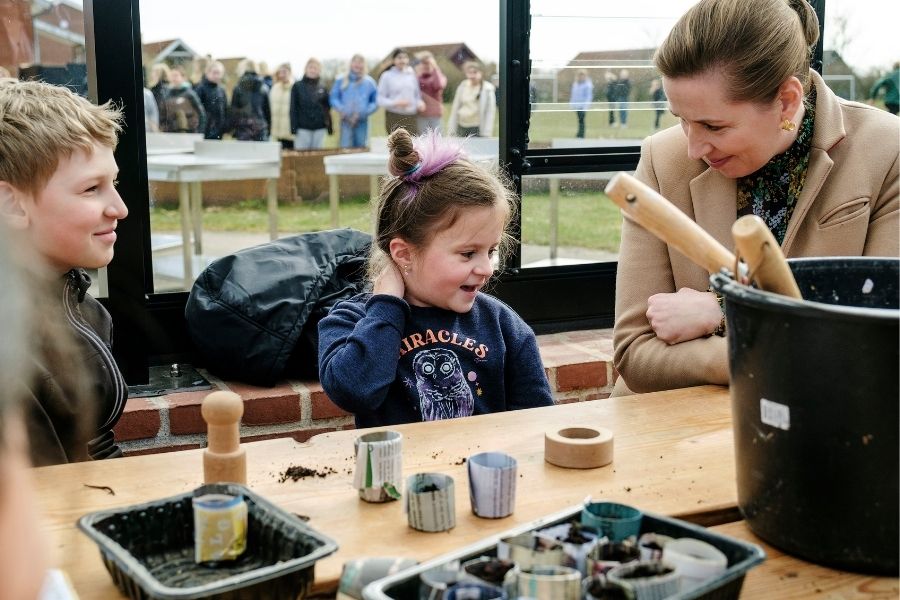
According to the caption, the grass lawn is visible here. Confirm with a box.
[150,190,623,252]
[150,102,641,254]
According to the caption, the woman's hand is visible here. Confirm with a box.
[646,288,721,344]
[373,262,405,298]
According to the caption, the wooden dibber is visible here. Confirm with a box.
[731,215,802,299]
[201,391,247,485]
[605,172,736,275]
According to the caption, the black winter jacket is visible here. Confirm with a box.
[230,72,271,141]
[25,269,126,466]
[194,76,228,139]
[185,229,371,386]
[290,77,333,133]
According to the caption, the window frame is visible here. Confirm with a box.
[90,0,825,384]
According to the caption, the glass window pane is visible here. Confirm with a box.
[3,2,101,293]
[528,0,693,149]
[139,0,500,292]
[520,172,630,268]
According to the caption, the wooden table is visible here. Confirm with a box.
[33,385,896,597]
[711,522,899,599]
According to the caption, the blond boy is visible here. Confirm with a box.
[0,78,128,465]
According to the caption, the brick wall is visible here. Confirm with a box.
[117,329,616,456]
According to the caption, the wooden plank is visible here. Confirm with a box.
[711,521,899,599]
[36,385,737,597]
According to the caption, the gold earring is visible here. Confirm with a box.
[780,119,796,132]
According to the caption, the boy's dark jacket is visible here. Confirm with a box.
[25,269,126,466]
[185,229,371,386]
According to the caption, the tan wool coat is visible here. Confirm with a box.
[613,70,900,395]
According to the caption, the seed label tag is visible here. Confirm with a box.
[760,398,790,431]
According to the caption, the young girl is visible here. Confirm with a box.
[318,128,554,427]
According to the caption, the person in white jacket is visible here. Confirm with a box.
[377,48,424,135]
[448,61,496,137]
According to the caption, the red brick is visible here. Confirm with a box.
[242,393,301,426]
[125,443,201,457]
[114,398,161,441]
[225,381,297,401]
[311,389,350,420]
[556,360,609,392]
[555,395,582,405]
[167,391,207,435]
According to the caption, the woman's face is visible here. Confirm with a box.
[350,58,365,75]
[276,67,290,82]
[664,70,787,179]
[393,53,409,69]
[465,66,482,83]
[305,62,320,79]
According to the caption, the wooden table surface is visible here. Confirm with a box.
[711,521,900,599]
[35,384,897,598]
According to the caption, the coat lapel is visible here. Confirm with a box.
[782,70,843,255]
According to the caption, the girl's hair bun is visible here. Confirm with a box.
[387,128,420,177]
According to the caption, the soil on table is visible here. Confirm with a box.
[278,465,337,482]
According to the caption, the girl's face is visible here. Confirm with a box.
[276,67,290,82]
[305,62,320,79]
[664,70,793,179]
[465,66,482,84]
[405,204,505,313]
[393,53,410,69]
[350,58,365,75]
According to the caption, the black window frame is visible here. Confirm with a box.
[89,0,825,384]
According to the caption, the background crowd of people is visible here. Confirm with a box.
[142,50,500,151]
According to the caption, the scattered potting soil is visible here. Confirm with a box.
[278,465,337,482]
[586,580,631,599]
[561,521,593,544]
[83,484,116,496]
[418,483,441,493]
[453,457,467,465]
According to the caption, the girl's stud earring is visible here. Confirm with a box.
[780,119,796,132]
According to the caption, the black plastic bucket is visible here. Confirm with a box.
[711,257,899,575]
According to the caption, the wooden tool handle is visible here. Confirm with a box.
[731,215,802,299]
[605,173,736,275]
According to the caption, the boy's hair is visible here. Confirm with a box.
[0,79,123,196]
[370,128,518,281]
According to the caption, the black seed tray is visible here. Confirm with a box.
[362,504,765,600]
[77,483,338,600]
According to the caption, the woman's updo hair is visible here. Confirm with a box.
[370,127,517,281]
[654,0,819,104]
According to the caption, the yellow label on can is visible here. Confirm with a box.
[192,494,248,563]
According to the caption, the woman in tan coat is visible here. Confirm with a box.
[614,0,899,395]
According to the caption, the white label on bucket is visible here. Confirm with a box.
[760,398,790,431]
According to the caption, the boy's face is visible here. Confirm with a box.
[9,142,127,274]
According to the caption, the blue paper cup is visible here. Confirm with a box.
[580,502,642,542]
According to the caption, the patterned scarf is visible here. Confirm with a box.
[736,86,817,245]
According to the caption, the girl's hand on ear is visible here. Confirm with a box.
[374,262,406,298]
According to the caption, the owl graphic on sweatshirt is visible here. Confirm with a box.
[412,348,475,420]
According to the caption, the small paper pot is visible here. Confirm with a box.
[467,452,517,519]
[580,501,642,542]
[459,556,518,587]
[353,430,403,503]
[606,561,681,600]
[661,537,728,592]
[585,539,641,576]
[419,562,461,600]
[637,533,673,562]
[582,574,635,600]
[406,473,456,532]
[497,532,566,570]
[535,521,601,575]
[444,581,505,600]
[511,565,582,600]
